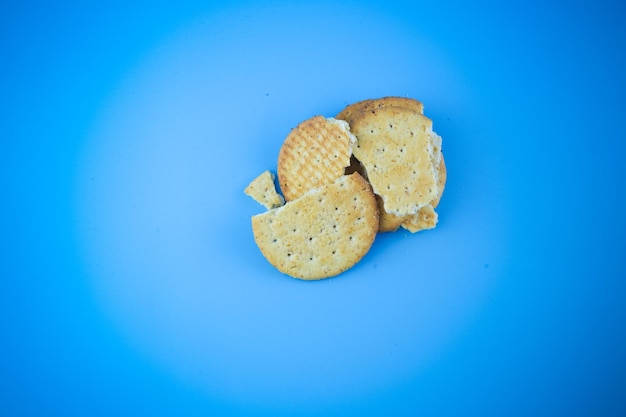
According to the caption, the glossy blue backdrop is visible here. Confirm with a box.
[2,1,625,416]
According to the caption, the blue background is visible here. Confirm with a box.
[2,1,625,416]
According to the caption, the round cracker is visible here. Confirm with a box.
[252,173,378,280]
[277,116,356,202]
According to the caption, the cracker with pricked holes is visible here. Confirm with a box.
[350,106,439,216]
[251,172,378,280]
[338,97,445,233]
[277,116,356,202]
[244,170,285,210]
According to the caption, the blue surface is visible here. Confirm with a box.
[2,1,625,416]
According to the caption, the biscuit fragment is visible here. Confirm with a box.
[244,170,285,210]
[401,204,438,233]
[252,173,378,280]
[349,106,439,216]
[277,116,356,201]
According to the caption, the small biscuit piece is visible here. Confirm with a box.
[336,96,424,125]
[350,106,439,215]
[252,172,378,280]
[401,204,438,233]
[244,170,285,210]
[278,116,356,201]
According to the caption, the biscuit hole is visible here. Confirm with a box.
[332,250,337,255]
[389,123,393,128]
[400,148,404,153]
[272,238,277,243]
[309,237,313,241]
[287,253,292,257]
[370,129,374,134]
[410,131,414,136]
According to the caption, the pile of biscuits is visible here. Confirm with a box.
[245,97,446,280]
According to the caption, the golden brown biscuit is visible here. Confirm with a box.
[349,106,439,216]
[251,173,378,280]
[277,116,356,201]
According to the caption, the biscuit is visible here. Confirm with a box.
[251,172,378,280]
[244,170,285,210]
[277,116,356,201]
[349,106,439,216]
